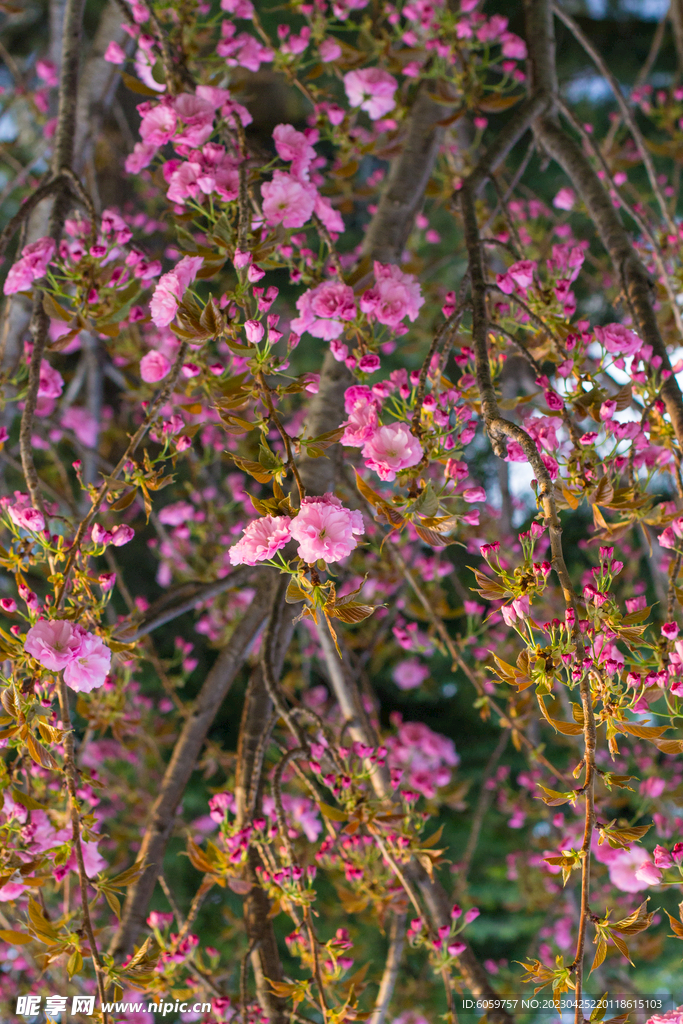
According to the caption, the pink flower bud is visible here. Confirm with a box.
[464,907,480,923]
[662,621,679,640]
[111,525,134,547]
[247,264,266,283]
[233,248,252,268]
[244,319,265,344]
[447,941,466,957]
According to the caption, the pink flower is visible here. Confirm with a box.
[662,621,679,640]
[261,170,316,228]
[8,504,45,532]
[501,32,527,59]
[150,256,203,327]
[344,68,397,120]
[462,486,486,503]
[38,360,64,399]
[291,280,357,340]
[63,633,112,693]
[25,619,83,670]
[341,391,379,447]
[507,260,536,288]
[140,103,177,147]
[634,860,663,887]
[273,123,316,180]
[393,658,430,690]
[229,515,292,565]
[544,390,563,412]
[158,501,195,525]
[594,323,641,357]
[3,237,56,294]
[124,141,157,174]
[361,262,424,328]
[61,406,98,447]
[553,187,576,211]
[653,845,674,868]
[66,838,107,876]
[244,319,265,344]
[647,1009,683,1024]
[290,494,364,564]
[319,38,342,61]
[92,523,112,546]
[598,846,659,893]
[104,40,126,64]
[111,524,134,547]
[362,423,423,481]
[140,350,172,382]
[173,93,215,147]
[36,58,58,85]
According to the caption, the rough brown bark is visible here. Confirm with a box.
[109,581,272,958]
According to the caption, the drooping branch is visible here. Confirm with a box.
[551,1,675,232]
[315,622,514,1024]
[523,0,683,454]
[460,161,595,1017]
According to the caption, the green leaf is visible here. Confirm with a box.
[318,802,347,822]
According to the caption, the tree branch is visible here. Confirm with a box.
[109,577,273,958]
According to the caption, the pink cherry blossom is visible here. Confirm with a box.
[273,123,316,180]
[8,503,45,532]
[462,486,486,503]
[3,237,56,294]
[61,406,98,447]
[647,1009,683,1024]
[63,632,112,693]
[229,515,293,565]
[594,322,641,357]
[501,32,527,59]
[150,256,203,327]
[314,193,344,234]
[140,103,177,147]
[91,523,113,546]
[291,280,356,340]
[320,38,342,61]
[362,423,423,481]
[140,350,172,382]
[344,68,397,120]
[111,525,135,547]
[361,262,424,328]
[553,187,576,211]
[507,259,536,289]
[244,319,265,344]
[289,494,364,564]
[341,391,379,447]
[25,619,83,671]
[173,93,215,147]
[393,658,430,690]
[595,844,659,893]
[38,359,64,399]
[104,40,126,64]
[124,141,157,173]
[158,501,195,525]
[261,170,316,228]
